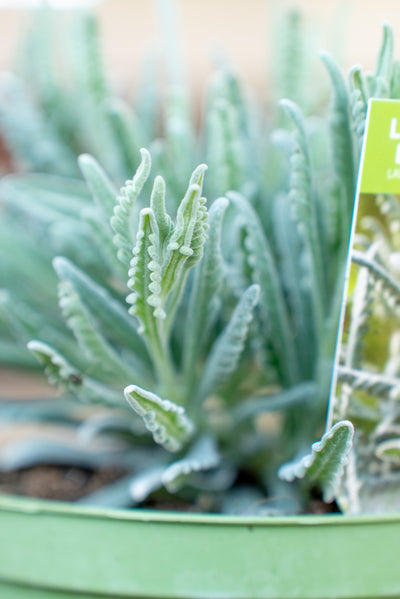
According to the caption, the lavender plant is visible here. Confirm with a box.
[0,9,397,513]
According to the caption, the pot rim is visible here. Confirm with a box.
[1,492,399,526]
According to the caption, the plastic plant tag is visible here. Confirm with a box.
[328,98,400,513]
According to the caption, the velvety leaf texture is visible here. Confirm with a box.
[124,385,195,452]
[278,420,354,502]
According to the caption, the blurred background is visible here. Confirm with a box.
[0,0,399,102]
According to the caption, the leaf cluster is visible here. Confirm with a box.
[1,8,398,513]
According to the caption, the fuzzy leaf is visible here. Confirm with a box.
[70,12,110,144]
[390,60,400,98]
[273,8,305,108]
[0,290,76,365]
[0,290,59,346]
[183,197,229,379]
[343,248,375,369]
[127,207,166,331]
[53,257,150,373]
[281,99,326,335]
[1,173,90,220]
[124,385,195,452]
[337,366,400,400]
[78,153,117,220]
[73,12,109,104]
[129,465,166,504]
[149,175,173,247]
[228,192,300,385]
[58,279,135,384]
[162,436,220,493]
[272,194,314,376]
[278,420,354,502]
[352,249,400,311]
[104,97,144,177]
[373,23,394,96]
[349,66,368,149]
[164,87,195,194]
[161,163,208,298]
[207,98,245,195]
[376,439,400,464]
[28,340,126,407]
[111,148,152,264]
[27,340,80,388]
[0,73,78,176]
[82,208,126,280]
[196,284,260,404]
[375,438,400,466]
[320,52,356,223]
[234,381,317,422]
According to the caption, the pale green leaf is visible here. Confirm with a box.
[352,249,400,311]
[278,420,354,502]
[0,289,75,361]
[338,366,400,401]
[28,340,124,407]
[207,98,244,195]
[281,99,326,329]
[124,385,195,452]
[162,436,220,493]
[53,257,151,375]
[374,22,394,96]
[273,8,305,107]
[58,279,135,384]
[196,284,260,404]
[272,194,314,376]
[149,175,173,246]
[78,153,117,219]
[27,339,80,387]
[111,148,152,265]
[127,207,165,328]
[1,173,90,220]
[228,192,300,385]
[376,439,400,464]
[164,87,195,193]
[320,52,356,223]
[0,73,77,176]
[234,381,317,422]
[390,59,400,98]
[162,163,208,299]
[82,208,126,280]
[129,465,166,504]
[104,97,144,177]
[350,82,367,156]
[183,197,229,380]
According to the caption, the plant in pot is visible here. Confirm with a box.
[0,7,400,599]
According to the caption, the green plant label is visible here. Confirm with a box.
[361,99,400,193]
[328,99,400,448]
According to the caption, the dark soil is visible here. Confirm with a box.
[306,487,341,514]
[0,465,126,502]
[0,466,341,514]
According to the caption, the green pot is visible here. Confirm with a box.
[0,494,399,599]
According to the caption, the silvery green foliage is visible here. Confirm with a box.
[2,9,400,513]
[332,213,400,514]
[21,152,262,509]
[278,420,354,502]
